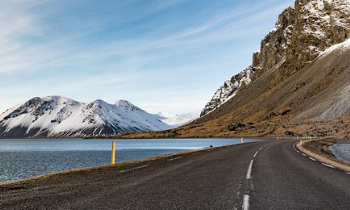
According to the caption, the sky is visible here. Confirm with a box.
[0,0,294,115]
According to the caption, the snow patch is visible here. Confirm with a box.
[319,38,350,57]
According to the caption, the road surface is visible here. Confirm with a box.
[1,140,350,210]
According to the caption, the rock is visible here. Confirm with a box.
[284,131,295,136]
[227,123,246,131]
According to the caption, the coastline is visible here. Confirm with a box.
[0,141,260,187]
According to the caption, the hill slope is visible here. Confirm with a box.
[200,0,350,119]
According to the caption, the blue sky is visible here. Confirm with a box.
[0,0,294,115]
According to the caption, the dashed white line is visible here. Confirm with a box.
[168,157,182,161]
[321,163,335,169]
[243,194,250,210]
[119,165,149,173]
[253,151,259,158]
[246,160,254,179]
[309,157,316,161]
[294,143,340,170]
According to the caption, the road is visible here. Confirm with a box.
[1,140,350,210]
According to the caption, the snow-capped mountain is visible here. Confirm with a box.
[0,96,171,138]
[201,66,255,117]
[157,111,200,128]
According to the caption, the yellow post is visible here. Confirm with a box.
[111,141,116,165]
[241,137,244,144]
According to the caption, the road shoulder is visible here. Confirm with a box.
[297,138,350,173]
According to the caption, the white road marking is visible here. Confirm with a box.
[301,153,307,156]
[243,194,250,210]
[253,151,259,158]
[120,165,149,173]
[346,172,350,175]
[246,160,254,179]
[322,163,335,169]
[309,157,316,161]
[297,151,300,153]
[168,157,182,161]
[293,144,296,150]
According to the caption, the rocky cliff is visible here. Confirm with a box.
[254,0,350,80]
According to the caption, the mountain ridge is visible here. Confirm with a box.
[0,96,171,138]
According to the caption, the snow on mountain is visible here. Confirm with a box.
[320,38,350,57]
[0,96,171,138]
[157,111,200,128]
[156,112,177,119]
[200,66,255,117]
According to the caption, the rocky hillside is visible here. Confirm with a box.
[121,0,350,139]
[201,0,350,118]
[201,66,255,116]
[0,96,171,138]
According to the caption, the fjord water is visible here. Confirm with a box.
[330,144,350,163]
[0,138,260,183]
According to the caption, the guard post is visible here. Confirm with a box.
[111,141,116,165]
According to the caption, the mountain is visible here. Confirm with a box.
[157,112,200,128]
[0,96,171,138]
[201,0,350,117]
[121,0,350,139]
[201,66,255,116]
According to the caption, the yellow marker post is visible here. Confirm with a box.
[111,141,116,165]
[241,137,244,144]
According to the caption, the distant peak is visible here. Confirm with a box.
[115,100,135,107]
[115,100,143,112]
[156,112,176,118]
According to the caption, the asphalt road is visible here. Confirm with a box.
[1,140,350,210]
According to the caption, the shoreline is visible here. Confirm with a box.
[0,140,262,187]
[297,138,350,172]
[0,136,272,140]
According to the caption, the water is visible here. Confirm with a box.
[0,138,260,183]
[329,144,350,162]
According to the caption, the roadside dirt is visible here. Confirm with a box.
[297,138,350,172]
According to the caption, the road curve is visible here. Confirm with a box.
[1,140,350,210]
